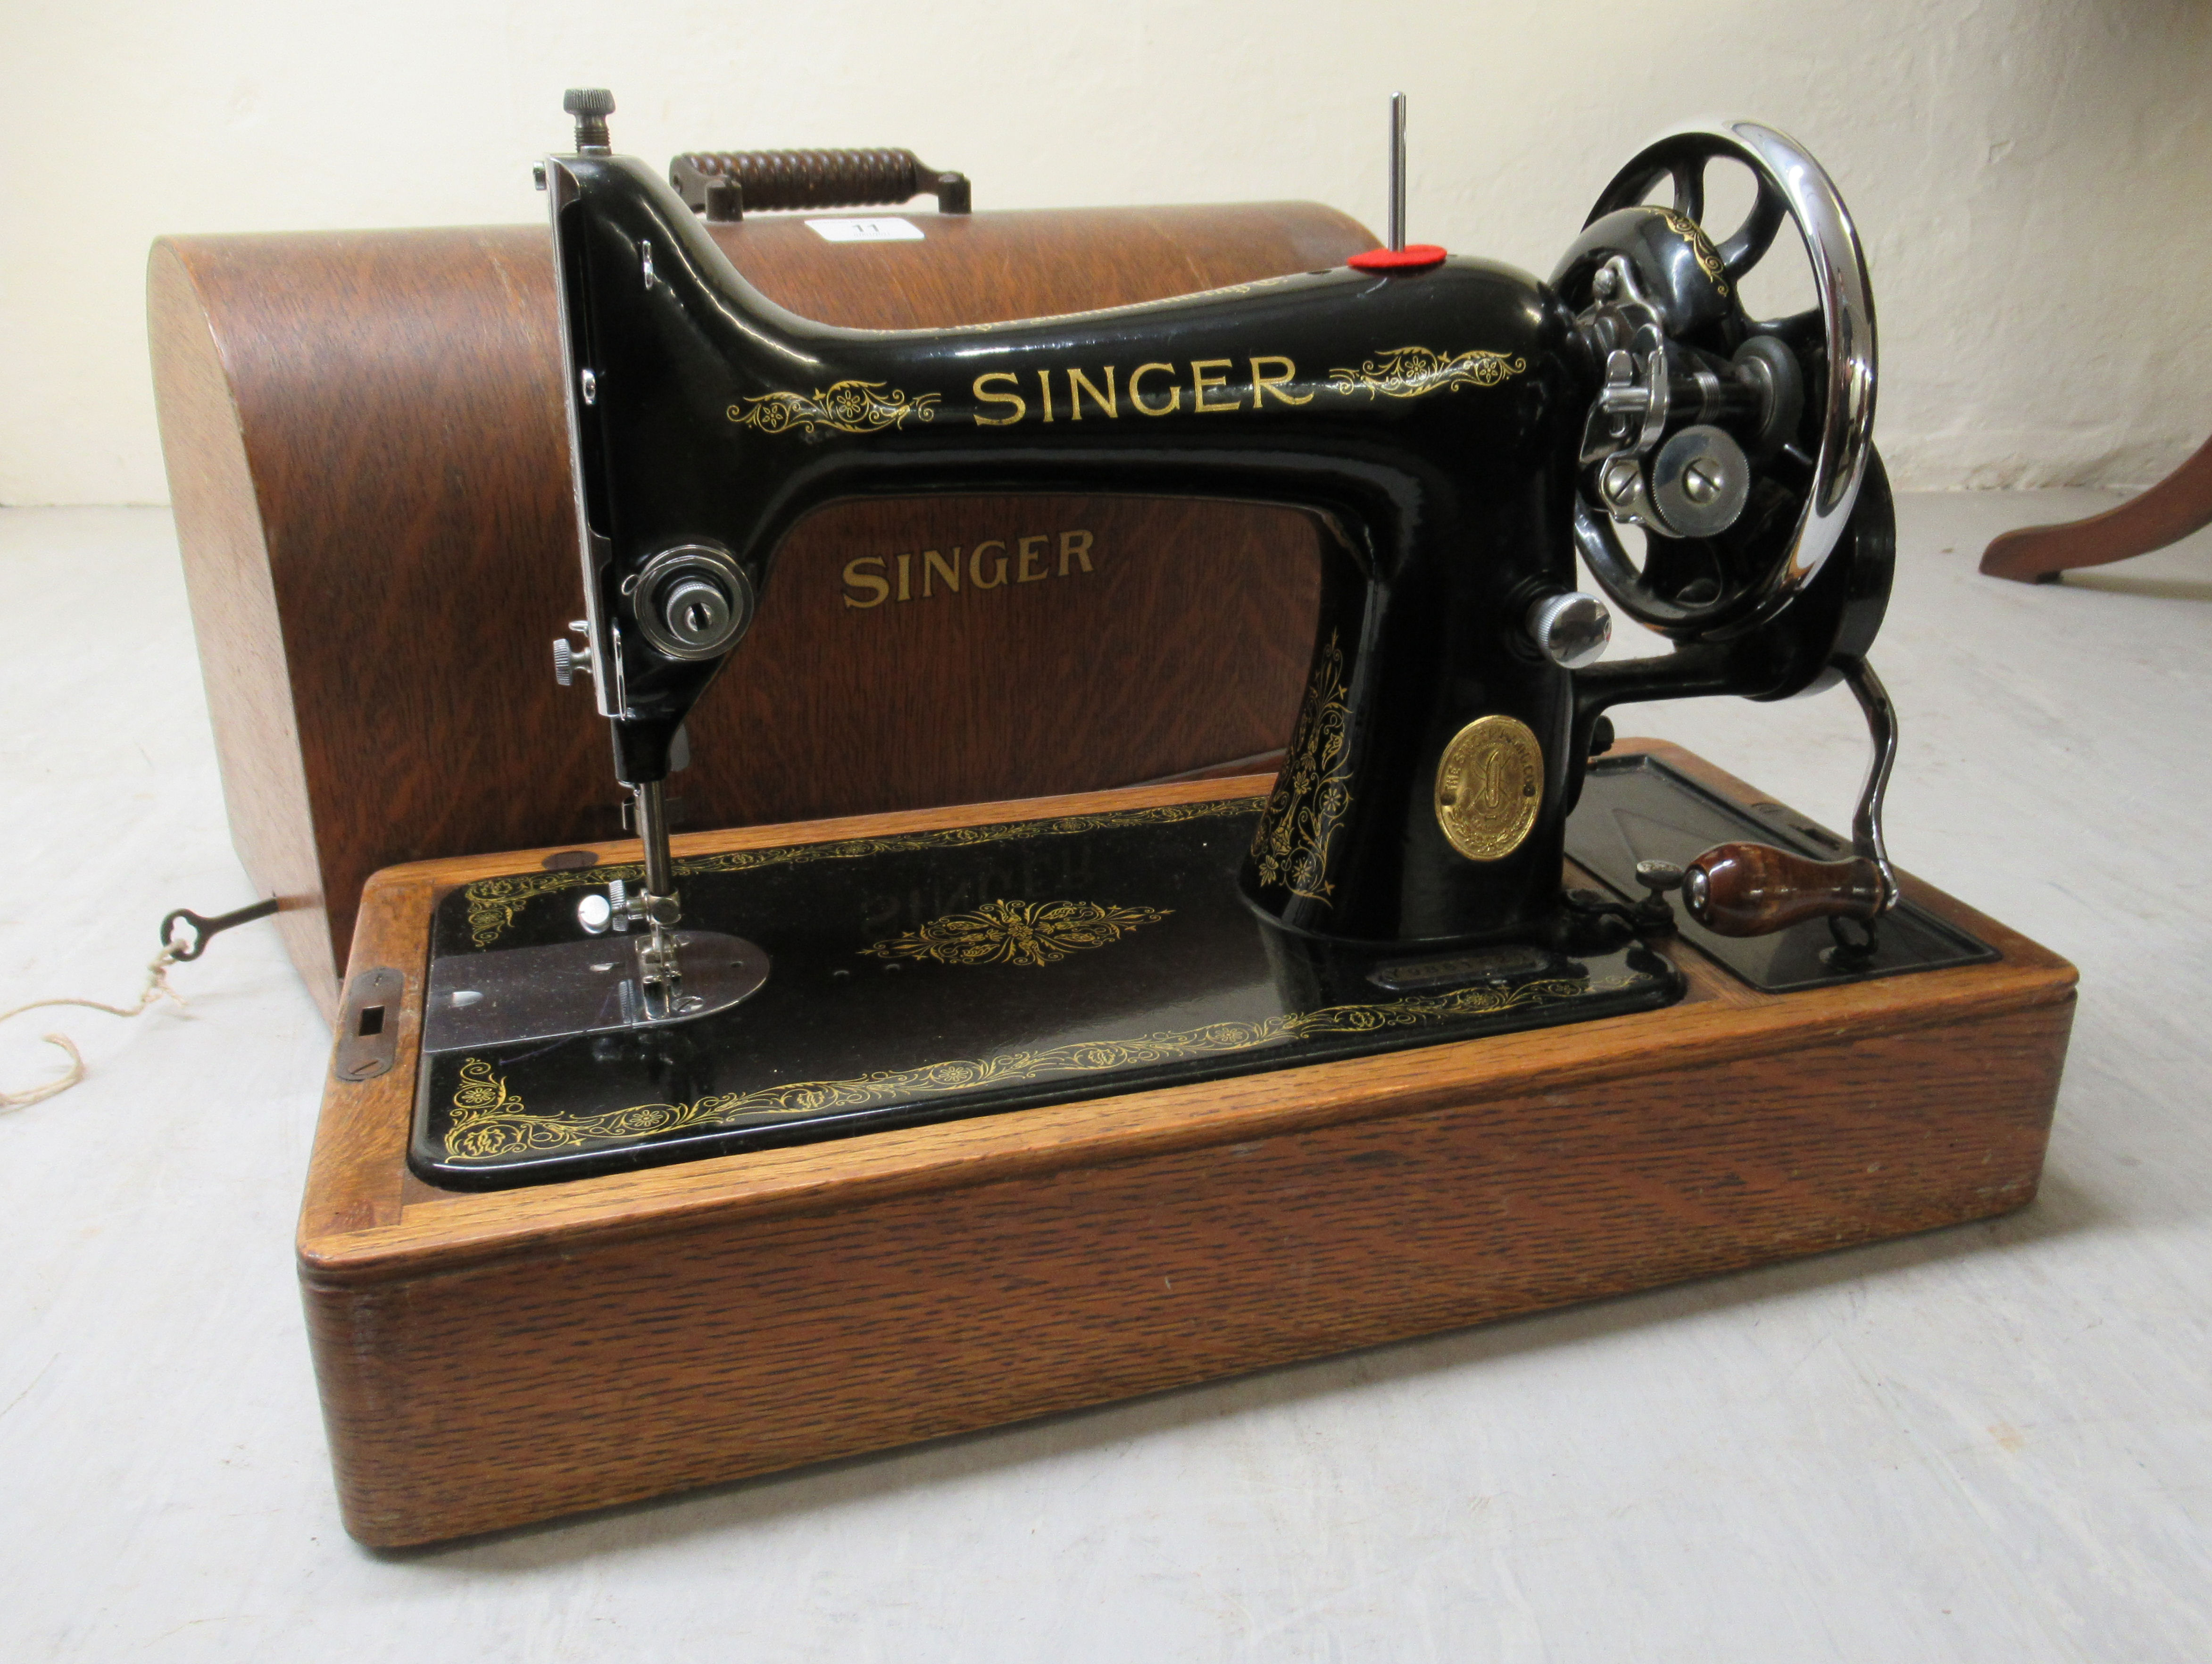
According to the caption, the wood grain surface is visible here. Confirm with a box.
[1979,430,2212,582]
[146,247,336,996]
[150,203,1375,1015]
[296,741,2077,1546]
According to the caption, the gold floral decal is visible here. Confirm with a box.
[1654,208,1730,298]
[862,899,1171,968]
[462,798,1256,948]
[1250,632,1353,904]
[440,976,1614,1160]
[444,1057,718,1161]
[727,380,941,436]
[1326,346,1527,400]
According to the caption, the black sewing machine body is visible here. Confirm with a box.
[560,151,1612,943]
[404,114,1914,1188]
[555,143,1892,950]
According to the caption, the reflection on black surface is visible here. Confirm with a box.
[411,801,1680,1190]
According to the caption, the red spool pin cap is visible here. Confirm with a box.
[1347,243,1447,272]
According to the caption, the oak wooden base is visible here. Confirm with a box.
[298,742,2075,1547]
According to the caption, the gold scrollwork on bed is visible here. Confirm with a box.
[861,899,1171,968]
[461,798,1258,948]
[440,975,1608,1161]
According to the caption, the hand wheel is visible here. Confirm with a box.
[1556,122,1878,642]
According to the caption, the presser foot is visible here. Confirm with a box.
[633,921,688,1021]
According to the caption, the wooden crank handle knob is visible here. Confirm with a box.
[1680,842,1886,937]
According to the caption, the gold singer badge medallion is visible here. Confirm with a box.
[1434,715,1544,861]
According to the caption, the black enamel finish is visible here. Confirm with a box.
[405,756,1994,1190]
[552,150,1894,951]
[408,801,1681,1190]
[1566,451,1896,795]
[559,155,1588,945]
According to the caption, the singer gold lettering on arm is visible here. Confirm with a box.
[966,350,1516,426]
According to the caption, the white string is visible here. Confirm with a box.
[0,947,187,1112]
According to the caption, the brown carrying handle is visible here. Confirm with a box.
[1681,842,1885,937]
[670,150,971,224]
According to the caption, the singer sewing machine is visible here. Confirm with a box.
[296,93,2073,1545]
[399,95,1914,1184]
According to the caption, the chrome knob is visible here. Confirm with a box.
[1526,591,1612,670]
[552,635,593,686]
[660,577,732,652]
[632,544,753,660]
[576,892,613,935]
[1650,424,1750,538]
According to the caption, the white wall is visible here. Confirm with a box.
[2,0,2206,505]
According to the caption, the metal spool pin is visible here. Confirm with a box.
[1387,93,1407,251]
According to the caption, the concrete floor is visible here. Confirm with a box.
[1,492,2208,1661]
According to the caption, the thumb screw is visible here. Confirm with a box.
[564,87,615,152]
[1632,859,1684,935]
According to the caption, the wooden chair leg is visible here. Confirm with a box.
[1980,432,2212,583]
